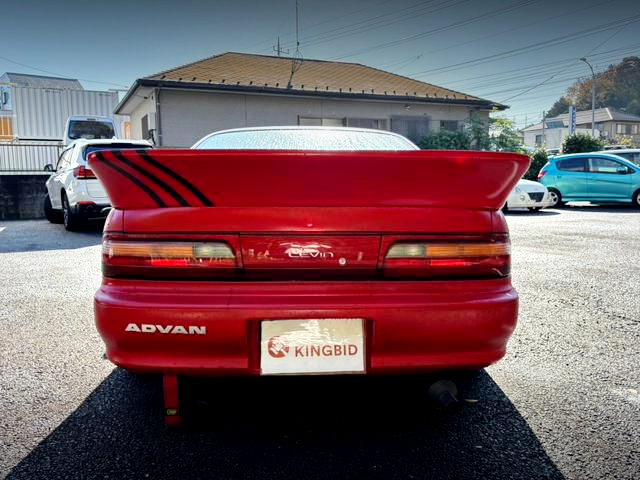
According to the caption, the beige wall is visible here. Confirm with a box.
[133,88,486,147]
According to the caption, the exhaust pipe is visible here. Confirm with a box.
[427,379,462,411]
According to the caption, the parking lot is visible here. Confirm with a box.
[1,206,639,480]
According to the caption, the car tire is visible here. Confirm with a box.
[62,192,82,231]
[633,189,640,208]
[547,188,564,208]
[501,203,509,213]
[44,193,63,224]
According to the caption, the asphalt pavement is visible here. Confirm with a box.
[0,206,638,480]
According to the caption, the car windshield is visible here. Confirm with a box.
[69,120,115,140]
[193,128,419,151]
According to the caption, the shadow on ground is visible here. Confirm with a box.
[7,369,563,480]
[0,219,103,253]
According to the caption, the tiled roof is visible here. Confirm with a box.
[144,52,495,104]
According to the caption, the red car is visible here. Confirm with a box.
[89,126,529,425]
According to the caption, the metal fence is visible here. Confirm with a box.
[0,143,62,172]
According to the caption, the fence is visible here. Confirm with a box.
[0,143,62,172]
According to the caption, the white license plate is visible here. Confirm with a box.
[260,319,365,375]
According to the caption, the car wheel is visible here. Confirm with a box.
[44,193,63,223]
[547,188,564,208]
[62,192,81,231]
[528,207,541,212]
[633,189,640,208]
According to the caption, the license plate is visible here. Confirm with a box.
[260,319,365,375]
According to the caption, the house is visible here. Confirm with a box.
[522,107,640,151]
[115,52,506,147]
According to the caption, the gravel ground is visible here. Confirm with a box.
[0,207,638,479]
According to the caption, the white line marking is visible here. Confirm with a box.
[0,227,5,233]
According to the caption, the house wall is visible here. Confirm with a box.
[144,89,481,147]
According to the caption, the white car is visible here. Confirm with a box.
[503,178,553,212]
[44,138,152,230]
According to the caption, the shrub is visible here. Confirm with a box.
[419,130,471,150]
[524,149,548,180]
[562,133,604,153]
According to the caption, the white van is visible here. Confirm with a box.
[63,115,117,146]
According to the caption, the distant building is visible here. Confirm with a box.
[115,52,506,147]
[522,107,640,150]
[0,73,124,143]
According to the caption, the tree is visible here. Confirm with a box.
[562,133,604,153]
[419,115,524,152]
[490,117,524,152]
[545,56,640,117]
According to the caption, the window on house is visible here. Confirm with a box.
[439,120,459,131]
[616,123,637,135]
[141,115,150,139]
[390,115,430,143]
[299,117,345,127]
[346,118,388,130]
[535,134,543,146]
[0,116,13,140]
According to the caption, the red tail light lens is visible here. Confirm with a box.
[102,236,239,279]
[537,170,547,180]
[73,165,97,179]
[383,234,511,279]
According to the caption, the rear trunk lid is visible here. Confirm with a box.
[90,149,528,280]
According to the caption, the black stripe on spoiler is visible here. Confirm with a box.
[94,152,167,207]
[112,151,189,207]
[137,150,214,207]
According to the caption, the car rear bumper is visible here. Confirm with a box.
[95,278,518,376]
[71,202,111,219]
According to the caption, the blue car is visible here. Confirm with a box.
[537,152,640,207]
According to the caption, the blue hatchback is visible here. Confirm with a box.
[538,152,640,207]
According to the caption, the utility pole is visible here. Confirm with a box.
[580,57,596,138]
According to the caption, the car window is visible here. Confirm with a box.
[612,151,640,165]
[194,129,419,151]
[556,157,586,172]
[56,148,73,171]
[588,157,626,174]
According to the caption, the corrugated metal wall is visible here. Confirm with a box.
[11,86,121,140]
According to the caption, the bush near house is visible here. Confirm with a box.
[524,149,548,181]
[562,133,604,153]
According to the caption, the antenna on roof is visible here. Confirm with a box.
[287,0,303,89]
[273,37,289,57]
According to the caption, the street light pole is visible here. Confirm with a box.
[580,57,596,138]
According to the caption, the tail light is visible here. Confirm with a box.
[383,234,510,279]
[537,170,547,180]
[102,235,239,279]
[73,165,97,179]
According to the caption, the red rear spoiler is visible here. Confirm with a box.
[88,149,529,210]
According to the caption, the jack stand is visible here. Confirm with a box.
[163,374,181,427]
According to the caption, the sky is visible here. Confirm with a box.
[2,0,640,129]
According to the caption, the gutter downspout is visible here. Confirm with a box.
[155,88,162,147]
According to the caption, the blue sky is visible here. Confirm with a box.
[2,0,640,129]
